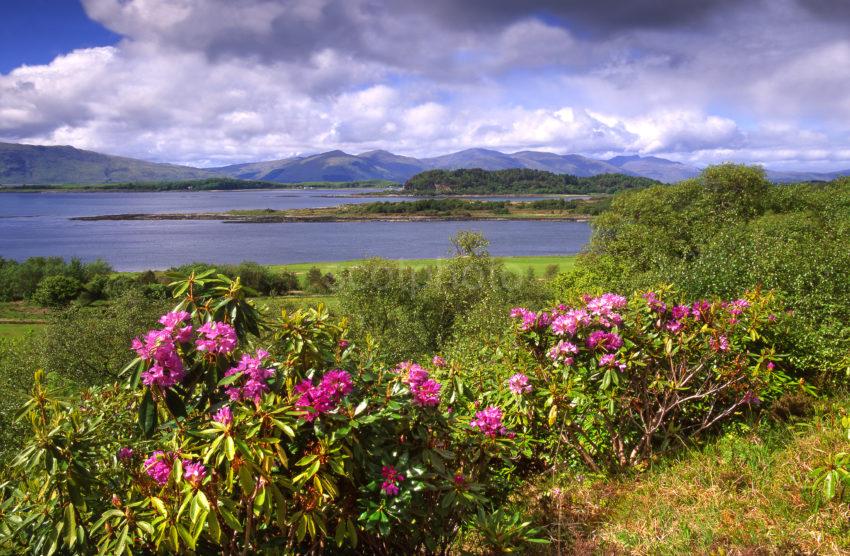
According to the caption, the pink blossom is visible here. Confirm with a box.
[549,340,578,364]
[144,451,172,485]
[338,339,349,349]
[381,465,404,496]
[599,353,626,371]
[223,350,274,403]
[551,309,590,336]
[710,335,730,352]
[412,379,442,406]
[213,405,232,425]
[117,447,134,461]
[586,330,623,351]
[666,320,683,333]
[432,355,447,368]
[182,460,207,486]
[470,406,510,438]
[767,361,776,371]
[643,292,667,314]
[508,373,532,395]
[195,321,238,355]
[671,305,690,320]
[691,300,711,320]
[295,369,354,421]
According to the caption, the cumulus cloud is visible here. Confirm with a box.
[0,0,848,170]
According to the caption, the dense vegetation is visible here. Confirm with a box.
[403,168,659,195]
[340,197,609,217]
[2,164,850,553]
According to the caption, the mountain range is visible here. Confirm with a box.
[1,141,848,185]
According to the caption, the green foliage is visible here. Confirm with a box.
[31,275,83,307]
[467,507,550,553]
[557,164,850,380]
[167,261,299,296]
[305,266,335,294]
[0,257,112,302]
[40,291,167,388]
[404,167,659,195]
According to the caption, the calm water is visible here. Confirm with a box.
[0,189,591,271]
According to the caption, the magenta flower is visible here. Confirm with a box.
[767,361,776,371]
[195,321,238,355]
[144,451,172,485]
[508,373,532,395]
[432,355,447,368]
[117,447,134,461]
[133,328,186,389]
[380,465,404,496]
[642,292,667,314]
[224,350,274,403]
[295,369,354,421]
[182,459,207,486]
[586,330,623,351]
[470,406,510,438]
[691,300,711,320]
[338,339,350,350]
[599,353,627,371]
[412,378,442,406]
[671,305,690,320]
[548,340,578,365]
[710,335,730,352]
[213,405,233,425]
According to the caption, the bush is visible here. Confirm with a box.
[510,288,804,470]
[31,274,83,307]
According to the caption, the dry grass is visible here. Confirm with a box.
[518,406,850,555]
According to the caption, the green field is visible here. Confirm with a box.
[0,323,42,338]
[268,254,576,278]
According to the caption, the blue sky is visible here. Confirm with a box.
[0,0,849,171]
[0,0,118,73]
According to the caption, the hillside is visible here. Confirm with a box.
[0,142,214,185]
[403,168,659,194]
[3,141,848,186]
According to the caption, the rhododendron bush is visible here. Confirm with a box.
[0,270,808,554]
[511,288,807,469]
[0,271,517,555]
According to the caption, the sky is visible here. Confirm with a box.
[1,0,849,171]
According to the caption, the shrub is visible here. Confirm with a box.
[31,274,83,307]
[511,289,804,470]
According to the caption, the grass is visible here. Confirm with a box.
[520,400,850,554]
[0,323,42,338]
[268,255,576,279]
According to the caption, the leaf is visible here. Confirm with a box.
[150,497,168,517]
[548,404,558,427]
[138,390,158,437]
[63,504,77,548]
[164,389,187,419]
[224,436,235,461]
[354,399,368,416]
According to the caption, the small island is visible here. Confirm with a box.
[72,197,609,223]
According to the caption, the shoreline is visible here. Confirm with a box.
[71,211,592,223]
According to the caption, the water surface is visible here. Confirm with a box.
[0,189,591,270]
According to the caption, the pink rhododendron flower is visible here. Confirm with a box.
[549,340,578,365]
[710,335,730,352]
[224,350,274,403]
[182,460,206,486]
[133,326,187,389]
[767,361,775,371]
[470,406,510,438]
[381,465,404,496]
[586,330,623,351]
[511,308,551,331]
[338,339,349,349]
[666,320,683,333]
[117,447,134,461]
[671,305,690,320]
[642,292,667,314]
[295,369,354,421]
[432,355,447,368]
[213,405,232,425]
[413,379,442,406]
[691,300,711,320]
[144,451,172,485]
[508,373,532,395]
[195,321,238,355]
[599,353,627,371]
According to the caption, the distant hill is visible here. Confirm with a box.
[403,168,660,195]
[2,141,847,186]
[0,142,214,185]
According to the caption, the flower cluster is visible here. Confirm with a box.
[403,362,442,407]
[117,447,134,461]
[586,330,623,351]
[295,369,353,421]
[224,350,275,404]
[548,340,578,365]
[584,293,627,327]
[143,451,173,485]
[132,311,193,389]
[183,460,207,486]
[195,321,238,355]
[213,405,233,425]
[508,373,532,395]
[599,353,626,371]
[510,308,552,331]
[380,465,404,496]
[432,355,447,368]
[470,406,512,438]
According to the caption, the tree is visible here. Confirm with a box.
[31,275,82,307]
